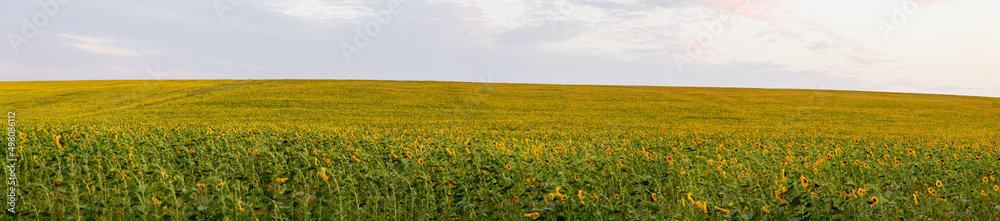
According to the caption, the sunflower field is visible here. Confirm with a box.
[1,80,998,220]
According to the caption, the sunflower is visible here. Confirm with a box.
[714,206,730,214]
[505,164,512,171]
[869,196,878,207]
[555,187,565,200]
[54,134,63,149]
[800,176,809,188]
[857,188,866,196]
[774,189,785,203]
[694,201,708,213]
[928,187,937,196]
[523,213,540,219]
[319,167,330,180]
[984,177,990,183]
[935,180,942,187]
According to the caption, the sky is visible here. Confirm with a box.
[1,0,998,97]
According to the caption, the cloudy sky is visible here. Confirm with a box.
[1,0,998,97]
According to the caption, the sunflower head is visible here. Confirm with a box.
[523,212,540,219]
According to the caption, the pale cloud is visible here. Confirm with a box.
[449,0,536,32]
[258,0,375,25]
[542,33,657,60]
[61,34,151,57]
